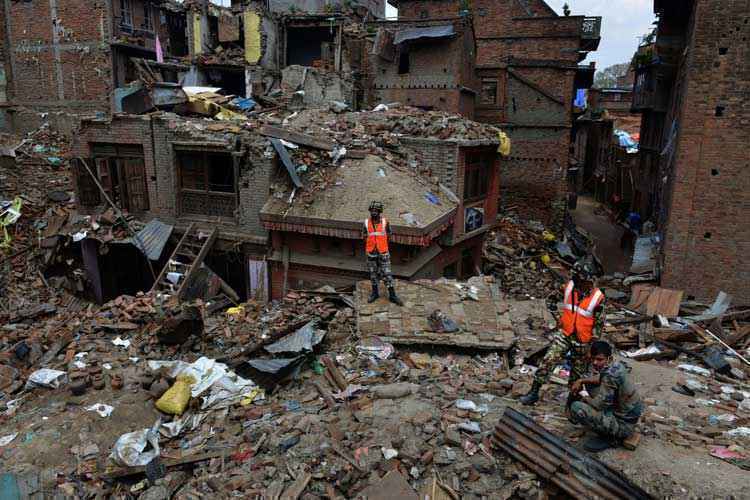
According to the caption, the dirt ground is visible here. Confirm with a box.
[596,358,750,499]
[571,196,630,275]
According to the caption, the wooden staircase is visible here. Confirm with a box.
[151,223,218,301]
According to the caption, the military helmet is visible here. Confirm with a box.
[572,262,594,283]
[369,201,384,213]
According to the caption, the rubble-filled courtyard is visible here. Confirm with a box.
[1,0,750,498]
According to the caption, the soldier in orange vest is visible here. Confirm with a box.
[363,201,403,306]
[519,268,605,407]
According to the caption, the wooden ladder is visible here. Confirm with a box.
[150,223,218,301]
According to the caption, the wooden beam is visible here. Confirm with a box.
[101,449,228,481]
[259,124,334,150]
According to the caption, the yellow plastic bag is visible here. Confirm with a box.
[240,387,264,406]
[540,254,551,265]
[155,374,195,415]
[497,131,511,157]
[226,306,244,316]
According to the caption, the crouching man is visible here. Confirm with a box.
[569,340,643,452]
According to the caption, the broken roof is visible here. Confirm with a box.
[277,106,501,144]
[260,155,457,245]
[393,25,456,45]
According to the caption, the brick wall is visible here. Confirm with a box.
[395,0,588,224]
[0,2,6,105]
[365,18,478,117]
[71,114,155,212]
[370,88,464,115]
[400,138,500,239]
[400,138,460,192]
[501,126,568,210]
[72,115,273,239]
[659,0,750,302]
[5,0,112,114]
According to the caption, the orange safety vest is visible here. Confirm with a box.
[560,280,604,343]
[364,217,389,255]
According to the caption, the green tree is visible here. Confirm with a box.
[594,62,630,89]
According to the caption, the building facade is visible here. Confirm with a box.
[70,113,271,299]
[0,0,188,132]
[260,137,501,299]
[364,17,478,117]
[632,0,750,302]
[390,0,600,224]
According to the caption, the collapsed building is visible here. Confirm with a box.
[365,17,478,117]
[67,104,502,302]
[391,0,601,225]
[1,0,602,228]
[0,0,190,132]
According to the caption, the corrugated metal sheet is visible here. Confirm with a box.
[394,25,455,45]
[129,219,174,261]
[270,138,303,188]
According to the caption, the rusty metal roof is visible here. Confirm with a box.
[129,219,174,261]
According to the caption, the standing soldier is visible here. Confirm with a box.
[363,201,403,306]
[519,268,605,409]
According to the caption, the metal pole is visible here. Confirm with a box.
[78,157,157,281]
[704,328,750,366]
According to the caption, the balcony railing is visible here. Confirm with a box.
[580,16,601,51]
[631,62,674,112]
[581,17,601,39]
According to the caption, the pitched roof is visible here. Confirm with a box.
[260,155,457,245]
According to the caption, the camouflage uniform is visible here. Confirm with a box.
[363,216,395,290]
[570,361,643,440]
[532,330,590,388]
[532,302,605,388]
[367,252,394,289]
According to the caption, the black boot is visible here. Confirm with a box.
[388,287,403,306]
[368,284,380,303]
[583,434,617,453]
[520,381,541,406]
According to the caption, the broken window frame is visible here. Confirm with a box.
[120,0,134,29]
[463,152,491,202]
[142,2,153,32]
[75,159,102,207]
[89,144,149,213]
[176,148,239,220]
[398,44,410,74]
[480,79,498,107]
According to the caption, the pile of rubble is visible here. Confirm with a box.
[1,240,750,499]
[0,127,76,315]
[482,215,602,303]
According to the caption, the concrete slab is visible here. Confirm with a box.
[356,277,515,350]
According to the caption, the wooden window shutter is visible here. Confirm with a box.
[122,158,149,212]
[95,158,114,201]
[76,159,101,207]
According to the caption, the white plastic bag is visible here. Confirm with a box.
[86,403,114,418]
[25,369,67,389]
[111,421,160,467]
